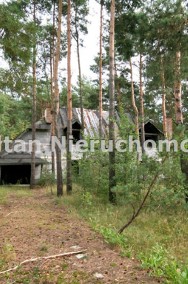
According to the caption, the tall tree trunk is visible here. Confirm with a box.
[74,4,84,132]
[53,0,63,197]
[115,64,122,112]
[174,51,187,202]
[99,0,103,139]
[130,57,139,139]
[109,0,116,204]
[75,11,84,132]
[160,55,167,138]
[174,51,183,124]
[30,1,37,189]
[50,1,56,174]
[67,0,72,194]
[139,54,145,153]
[50,42,55,173]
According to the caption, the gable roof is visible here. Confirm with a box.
[140,120,163,135]
[59,108,110,137]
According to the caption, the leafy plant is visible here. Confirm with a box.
[139,243,188,283]
[98,227,128,249]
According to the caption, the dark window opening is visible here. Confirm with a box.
[64,122,82,144]
[145,135,158,143]
[0,165,31,185]
[139,122,161,143]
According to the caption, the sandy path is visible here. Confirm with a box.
[0,189,161,283]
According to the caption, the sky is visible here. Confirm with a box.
[71,0,101,83]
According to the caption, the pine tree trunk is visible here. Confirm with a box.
[130,57,139,139]
[139,54,145,153]
[174,51,183,124]
[115,64,122,112]
[75,13,84,132]
[50,0,56,174]
[67,0,72,194]
[109,0,116,204]
[30,1,37,189]
[160,55,167,138]
[53,0,63,197]
[174,51,187,202]
[50,50,55,174]
[99,0,103,139]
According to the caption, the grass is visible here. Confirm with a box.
[0,187,8,205]
[0,186,32,206]
[61,185,188,283]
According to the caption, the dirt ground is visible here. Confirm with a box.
[0,189,162,283]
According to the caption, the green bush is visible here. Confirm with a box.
[38,169,56,187]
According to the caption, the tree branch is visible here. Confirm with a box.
[118,156,168,234]
[0,250,87,275]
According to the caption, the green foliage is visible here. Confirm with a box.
[112,113,175,206]
[98,227,128,249]
[75,113,186,209]
[0,2,32,64]
[75,134,109,196]
[81,191,93,207]
[38,168,56,188]
[0,93,30,139]
[139,243,188,283]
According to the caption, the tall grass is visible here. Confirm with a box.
[62,186,188,283]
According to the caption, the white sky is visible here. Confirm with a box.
[71,0,100,83]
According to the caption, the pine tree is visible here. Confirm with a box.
[53,0,63,197]
[72,0,89,132]
[67,0,72,194]
[99,0,104,139]
[109,0,116,204]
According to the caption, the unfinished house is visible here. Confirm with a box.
[0,108,163,185]
[0,108,111,185]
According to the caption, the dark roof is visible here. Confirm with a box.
[59,108,110,137]
[139,120,163,135]
[0,152,47,166]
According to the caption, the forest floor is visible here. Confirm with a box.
[0,187,162,284]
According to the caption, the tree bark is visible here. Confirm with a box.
[53,0,63,196]
[50,0,56,174]
[174,51,183,124]
[174,51,187,202]
[139,54,145,153]
[130,57,139,139]
[99,0,103,139]
[30,1,37,189]
[115,63,122,112]
[109,0,116,204]
[67,0,72,194]
[75,9,84,133]
[160,55,167,138]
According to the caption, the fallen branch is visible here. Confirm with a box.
[118,155,168,234]
[0,250,87,275]
[5,211,18,218]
